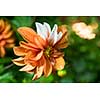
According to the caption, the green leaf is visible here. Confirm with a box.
[11,16,33,28]
[0,57,12,64]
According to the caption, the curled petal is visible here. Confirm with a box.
[2,24,11,35]
[57,42,68,49]
[32,66,44,80]
[52,51,64,58]
[6,38,15,43]
[0,19,5,32]
[3,31,13,39]
[44,58,52,77]
[25,54,46,67]
[32,51,43,61]
[13,46,28,56]
[5,43,15,48]
[0,46,5,57]
[55,25,68,49]
[26,70,34,74]
[19,64,35,71]
[54,57,65,70]
[12,57,25,66]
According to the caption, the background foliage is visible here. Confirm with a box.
[0,16,100,83]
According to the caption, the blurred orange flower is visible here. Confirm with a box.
[0,19,15,57]
[13,22,68,80]
[72,22,98,40]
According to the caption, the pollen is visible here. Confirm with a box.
[44,46,51,57]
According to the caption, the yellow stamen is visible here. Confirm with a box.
[44,46,51,57]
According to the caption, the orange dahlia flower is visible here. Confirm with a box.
[13,22,68,80]
[0,19,15,57]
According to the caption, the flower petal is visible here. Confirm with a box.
[54,57,65,70]
[44,58,52,77]
[0,19,5,32]
[19,64,35,71]
[36,22,48,40]
[3,31,13,39]
[17,27,37,43]
[55,25,68,49]
[5,43,15,48]
[44,22,51,36]
[6,38,15,43]
[49,24,58,45]
[72,22,87,32]
[57,32,62,42]
[33,36,45,49]
[13,46,28,56]
[0,46,5,57]
[12,57,25,66]
[19,41,39,51]
[32,66,44,80]
[87,33,96,39]
[2,23,11,35]
[32,51,43,61]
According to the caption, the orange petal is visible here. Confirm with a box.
[33,36,44,49]
[36,35,47,49]
[44,58,52,77]
[54,57,65,70]
[55,25,68,49]
[6,38,15,43]
[24,53,45,67]
[32,66,44,80]
[57,42,68,49]
[0,40,6,46]
[24,51,38,66]
[58,25,68,34]
[13,46,28,56]
[19,64,35,71]
[2,23,11,35]
[18,27,47,49]
[12,57,25,66]
[0,46,5,57]
[5,43,15,48]
[32,51,43,61]
[20,41,40,51]
[17,27,37,43]
[52,51,64,58]
[3,31,13,39]
[0,19,5,32]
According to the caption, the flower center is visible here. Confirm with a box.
[44,46,52,57]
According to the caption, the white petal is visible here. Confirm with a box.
[44,22,51,34]
[19,64,35,71]
[88,33,96,39]
[49,24,58,45]
[35,22,47,40]
[72,22,87,32]
[57,32,62,42]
